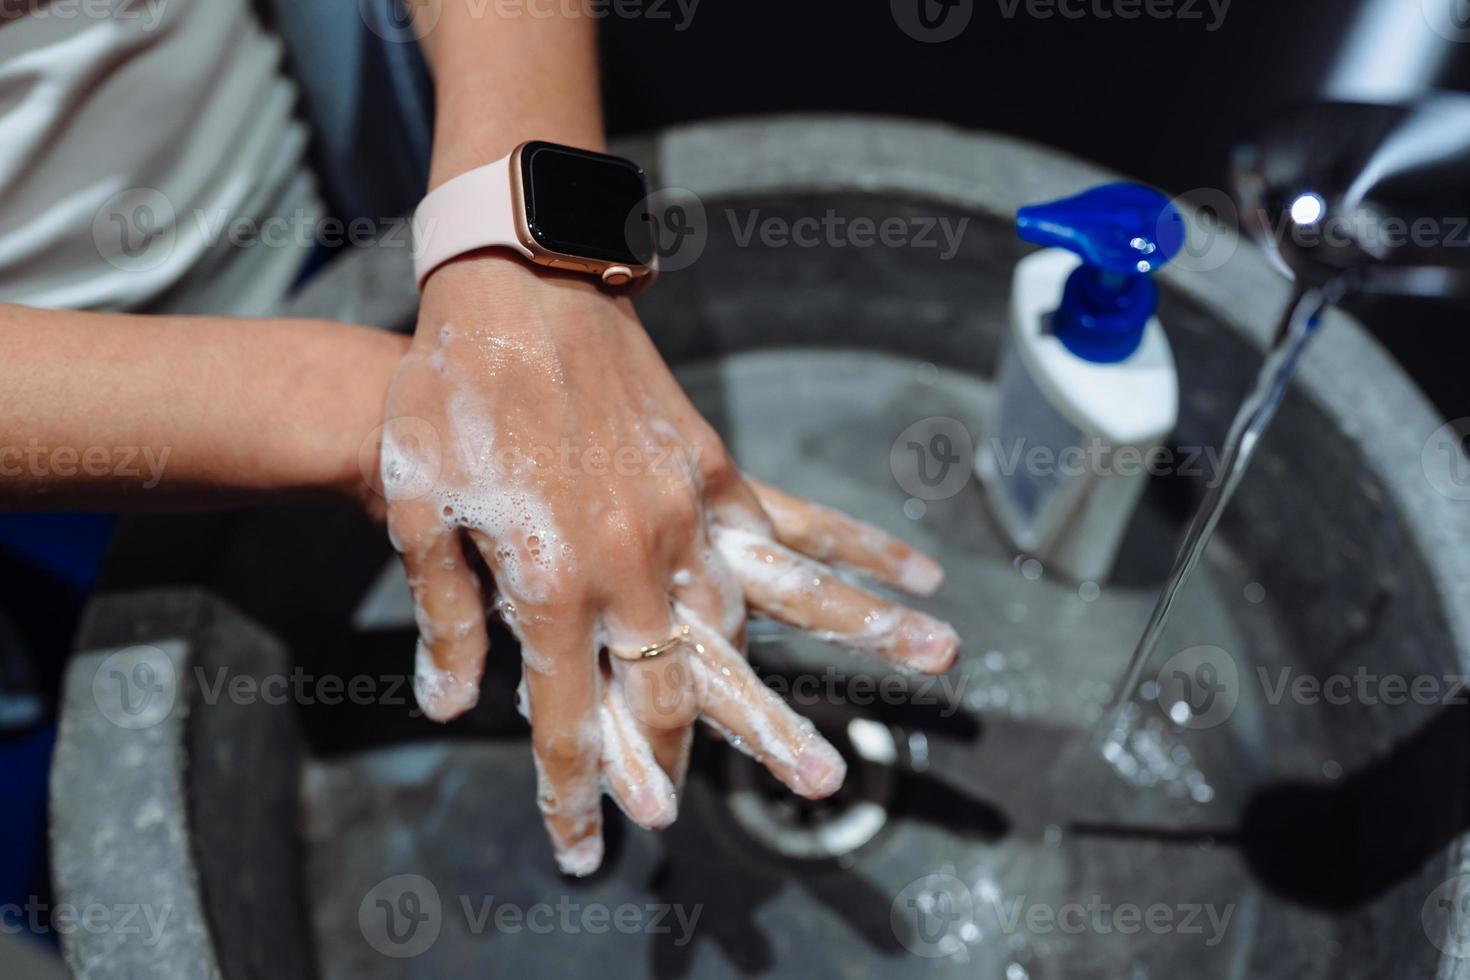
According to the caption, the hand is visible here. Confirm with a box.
[377,255,960,875]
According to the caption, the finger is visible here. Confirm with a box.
[599,668,680,829]
[599,556,702,781]
[672,531,747,642]
[520,645,605,877]
[679,606,846,799]
[703,463,775,536]
[745,477,944,596]
[711,526,960,674]
[389,504,488,721]
[610,653,696,789]
[473,529,605,877]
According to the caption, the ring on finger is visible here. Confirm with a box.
[635,624,691,660]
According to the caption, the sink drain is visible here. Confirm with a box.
[725,714,899,861]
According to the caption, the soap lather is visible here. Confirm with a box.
[977,183,1186,584]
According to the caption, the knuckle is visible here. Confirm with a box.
[601,507,659,563]
[387,511,440,561]
[536,730,594,769]
[697,444,739,489]
[655,492,703,542]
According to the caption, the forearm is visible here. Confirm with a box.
[413,0,606,188]
[0,304,407,508]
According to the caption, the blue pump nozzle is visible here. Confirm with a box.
[1016,183,1185,363]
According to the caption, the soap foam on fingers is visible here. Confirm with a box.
[711,526,960,673]
[678,604,847,799]
[599,673,679,829]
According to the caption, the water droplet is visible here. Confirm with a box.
[1243,582,1266,603]
[903,498,927,520]
[1078,580,1100,601]
[1020,558,1043,581]
[1322,760,1342,779]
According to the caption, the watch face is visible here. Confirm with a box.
[520,142,655,266]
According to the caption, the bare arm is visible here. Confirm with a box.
[414,0,606,184]
[0,303,407,508]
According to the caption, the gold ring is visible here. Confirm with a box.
[637,624,691,660]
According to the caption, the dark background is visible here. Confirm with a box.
[602,0,1470,420]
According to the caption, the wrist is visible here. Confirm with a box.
[416,251,629,340]
[428,126,608,192]
[288,322,412,512]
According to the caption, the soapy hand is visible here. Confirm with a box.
[378,256,960,875]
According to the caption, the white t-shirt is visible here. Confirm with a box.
[0,0,321,315]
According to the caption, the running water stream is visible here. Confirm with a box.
[1094,279,1348,769]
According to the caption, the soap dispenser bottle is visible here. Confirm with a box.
[977,183,1186,584]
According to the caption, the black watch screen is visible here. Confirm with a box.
[520,141,655,266]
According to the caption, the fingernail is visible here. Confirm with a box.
[631,785,678,829]
[897,554,945,596]
[903,617,961,673]
[795,742,847,798]
[555,837,604,878]
[414,640,480,721]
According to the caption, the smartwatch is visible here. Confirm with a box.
[412,140,658,291]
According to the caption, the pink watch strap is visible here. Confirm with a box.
[411,152,533,291]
